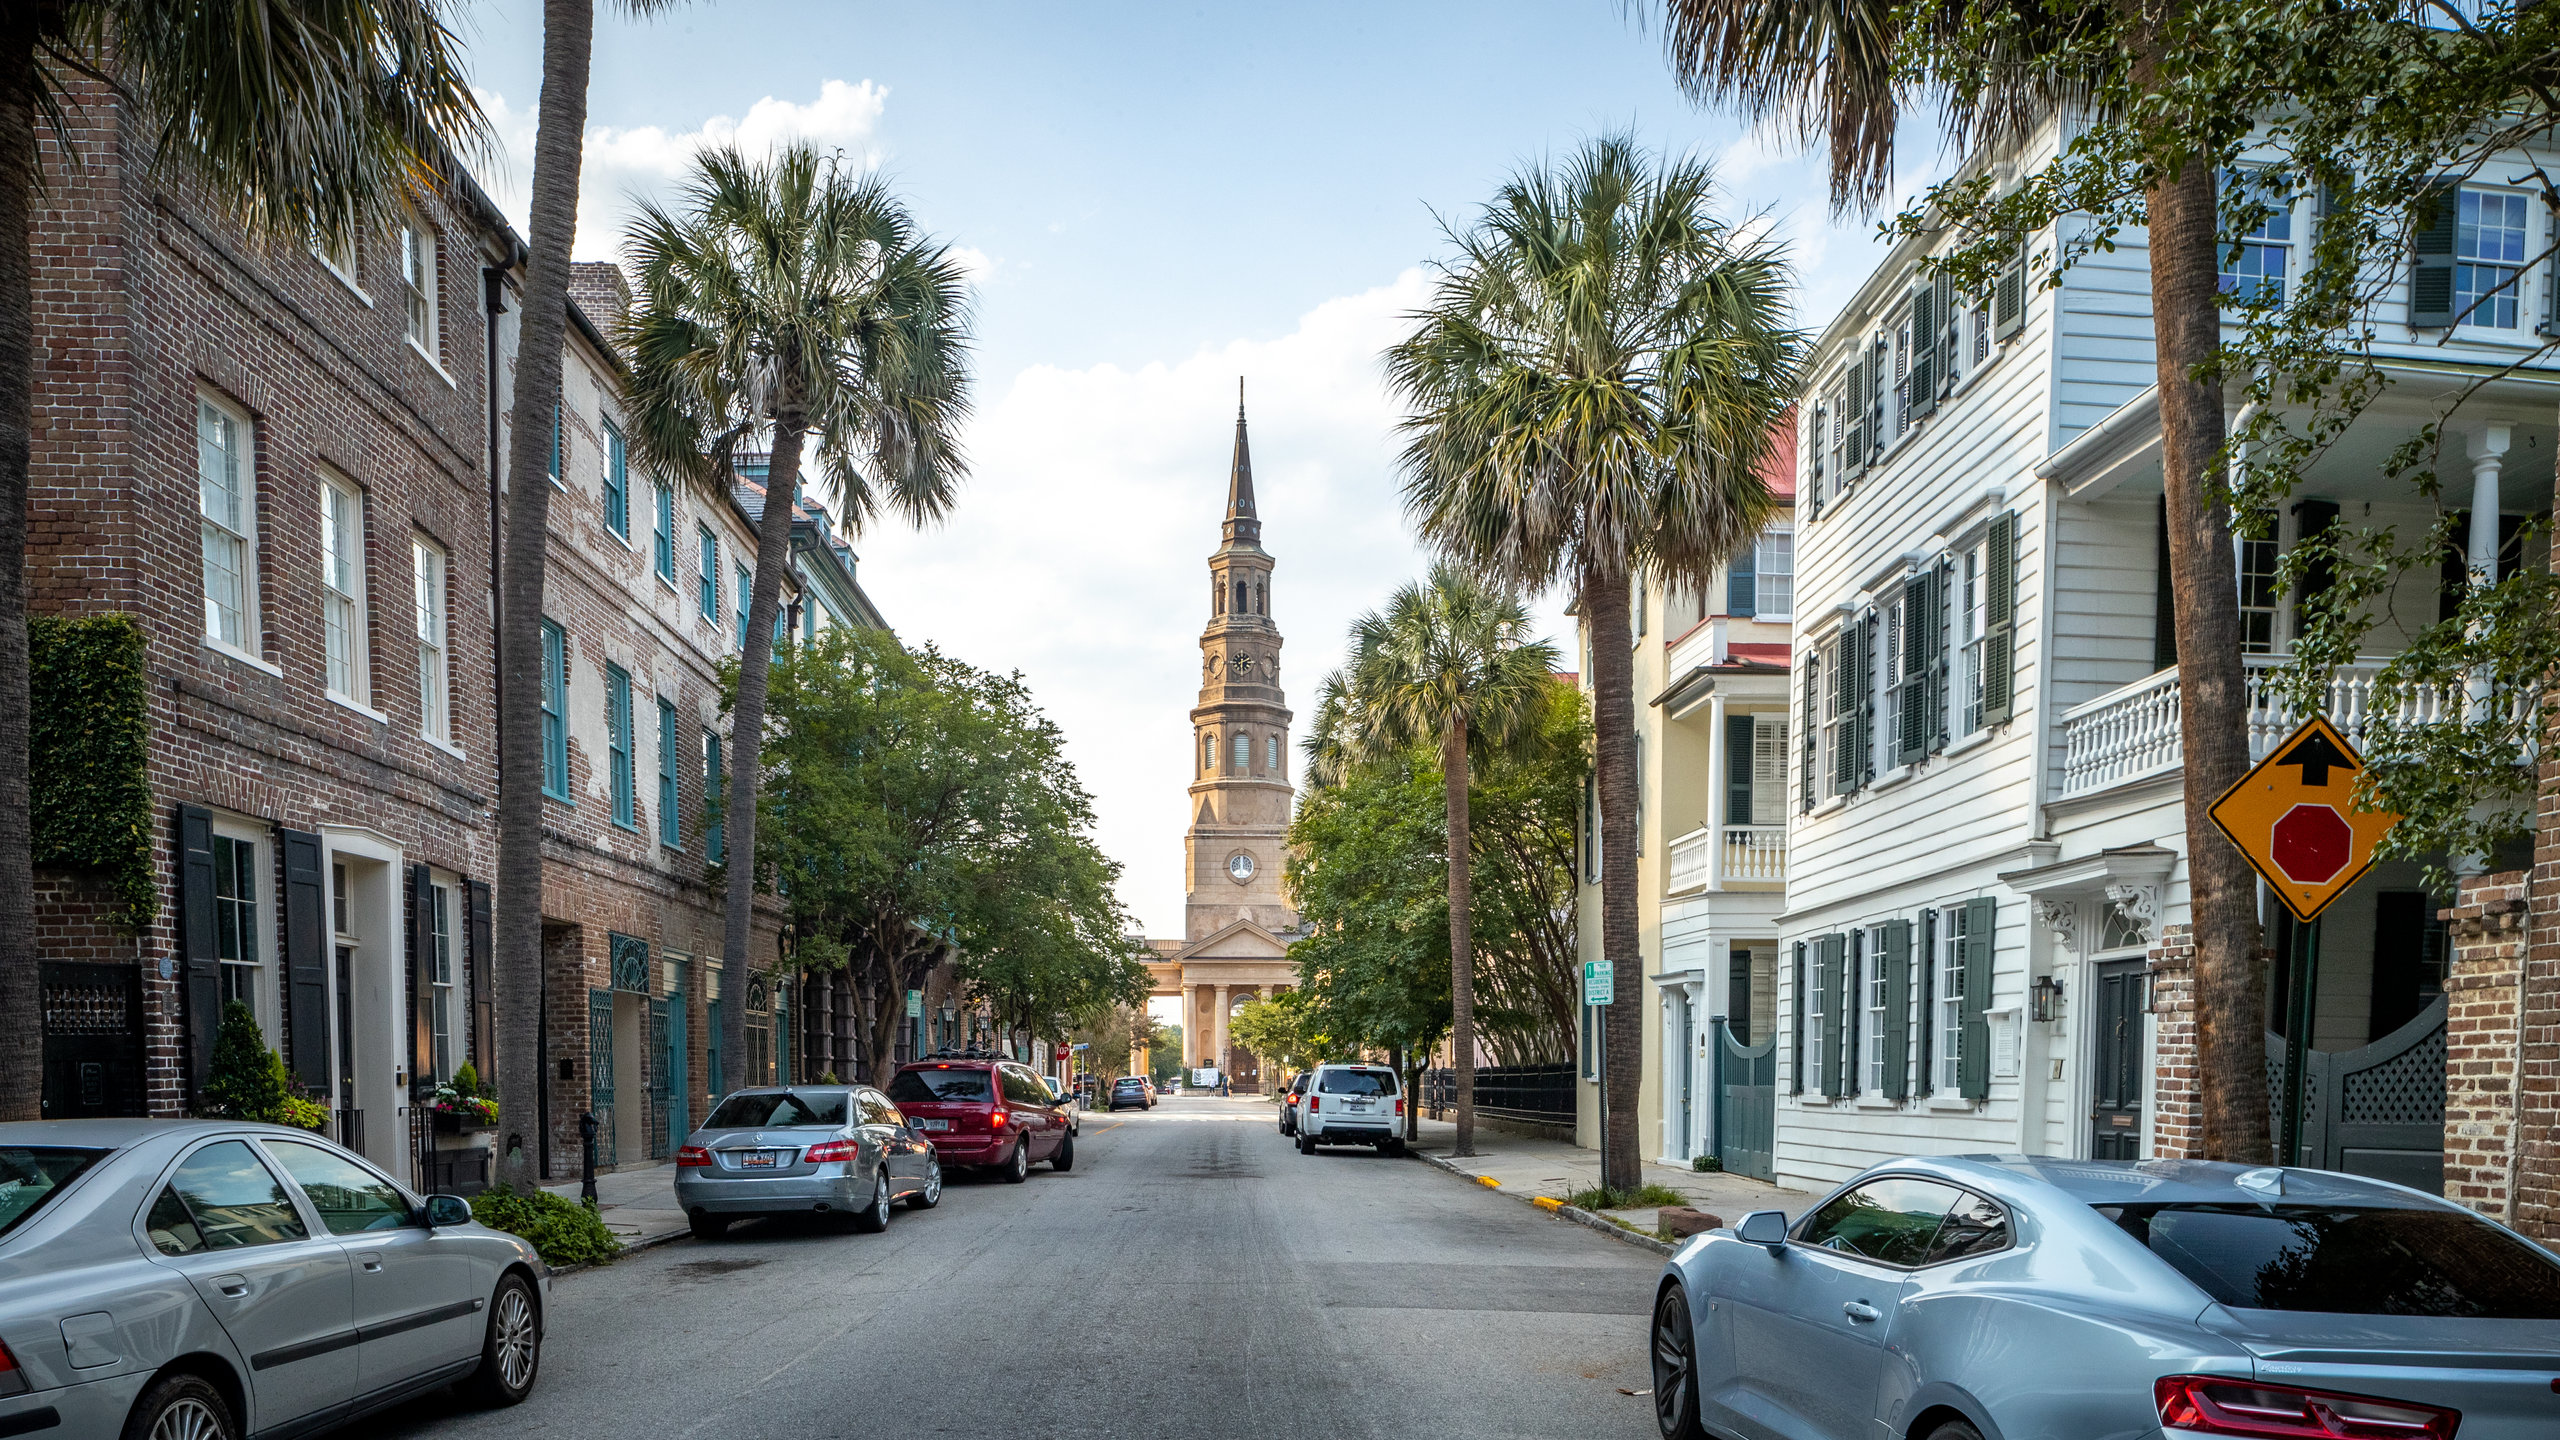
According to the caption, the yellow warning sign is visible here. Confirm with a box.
[2206,715,2400,923]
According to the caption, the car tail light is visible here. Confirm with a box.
[1395,1098,1405,1115]
[2155,1375,2459,1439]
[0,1337,24,1397]
[802,1139,858,1164]
[1306,1096,1318,1112]
[676,1145,712,1168]
[989,1110,1009,1129]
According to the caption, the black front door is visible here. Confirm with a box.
[2091,959,2145,1158]
[40,963,143,1118]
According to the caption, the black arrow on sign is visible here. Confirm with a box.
[2275,730,2355,787]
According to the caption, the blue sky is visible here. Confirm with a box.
[461,0,1909,938]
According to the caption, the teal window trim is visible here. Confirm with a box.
[704,731,725,862]
[697,526,719,621]
[657,698,681,848]
[603,421,628,538]
[547,401,563,489]
[606,662,635,829]
[734,563,751,651]
[540,619,571,802]
[653,482,675,583]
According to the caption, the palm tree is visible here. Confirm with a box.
[1323,563,1558,1158]
[1656,0,2267,1163]
[0,0,484,1121]
[1387,135,1799,1190]
[621,143,972,1088]
[492,0,680,1192]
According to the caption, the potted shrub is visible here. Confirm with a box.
[201,1002,330,1132]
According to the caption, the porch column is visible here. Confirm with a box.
[2460,426,2511,874]
[1213,984,1231,1075]
[1705,689,1729,892]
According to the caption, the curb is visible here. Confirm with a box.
[544,1225,690,1279]
[1405,1150,1678,1258]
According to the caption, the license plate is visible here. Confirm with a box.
[738,1151,776,1168]
[916,1118,949,1131]
[1348,1101,1371,1111]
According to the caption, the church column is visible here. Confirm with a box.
[1182,985,1199,1066]
[1213,983,1231,1076]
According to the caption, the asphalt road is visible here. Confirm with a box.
[367,1095,1664,1440]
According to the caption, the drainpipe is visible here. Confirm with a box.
[483,266,509,673]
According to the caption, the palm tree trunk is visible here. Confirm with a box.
[0,6,51,1124]
[2137,31,2270,1166]
[1583,557,1641,1191]
[1444,717,1478,1157]
[493,0,596,1190]
[719,421,804,1081]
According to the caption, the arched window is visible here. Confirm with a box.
[1267,735,1280,771]
[1203,733,1215,771]
[1235,580,1248,615]
[1233,733,1250,772]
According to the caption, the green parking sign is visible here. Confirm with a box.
[1583,959,1614,1006]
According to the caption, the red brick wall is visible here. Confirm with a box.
[2148,924,2200,1159]
[2442,870,2528,1226]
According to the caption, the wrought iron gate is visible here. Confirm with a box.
[40,963,143,1118]
[589,989,616,1168]
[2266,995,2445,1192]
[649,997,672,1159]
[1714,1018,1776,1181]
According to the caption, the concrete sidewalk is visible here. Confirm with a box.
[541,1163,689,1252]
[1403,1114,1815,1246]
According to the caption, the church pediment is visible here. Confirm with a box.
[1175,916,1292,962]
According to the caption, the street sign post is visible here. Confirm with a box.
[1583,959,1614,1007]
[904,989,922,1018]
[2206,715,2400,923]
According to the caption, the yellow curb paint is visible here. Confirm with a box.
[1475,1175,1500,1188]
[1532,1196,1564,1212]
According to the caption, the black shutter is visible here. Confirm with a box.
[1983,512,2018,723]
[1852,615,1875,786]
[1933,270,1958,391]
[1726,712,1754,830]
[1818,934,1845,1099]
[178,805,220,1097]
[1728,539,1757,618]
[1789,941,1806,1094]
[2154,497,2180,669]
[278,828,328,1089]
[1842,360,1870,480]
[1898,573,1931,765]
[1883,919,1912,1101]
[468,880,493,1073]
[1828,634,1852,797]
[408,864,436,1084]
[1801,651,1819,812]
[1993,236,2028,340]
[1907,281,1939,419]
[1959,897,1996,1100]
[2293,498,2340,637]
[2409,180,2459,327]
[1916,909,1937,1097]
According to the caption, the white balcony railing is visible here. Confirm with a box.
[1667,823,1787,894]
[2056,657,2458,799]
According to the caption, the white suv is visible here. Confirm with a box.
[1295,1062,1405,1155]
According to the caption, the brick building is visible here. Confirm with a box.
[29,87,516,1190]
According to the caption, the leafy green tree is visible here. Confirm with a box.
[1308,564,1558,1156]
[1228,990,1335,1078]
[1386,135,1797,1187]
[625,143,973,1087]
[0,0,485,1121]
[754,627,1145,1084]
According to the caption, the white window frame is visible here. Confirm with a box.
[2455,187,2530,333]
[2238,533,2282,654]
[1754,525,1794,620]
[1805,944,1827,1099]
[319,472,369,705]
[2217,168,2294,308]
[211,822,276,1043]
[1959,540,1988,735]
[312,215,365,300]
[197,392,259,655]
[1937,906,1969,1093]
[413,536,450,745]
[428,879,456,1082]
[1880,593,1906,774]
[399,212,440,360]
[1819,631,1845,796]
[1865,926,1892,1094]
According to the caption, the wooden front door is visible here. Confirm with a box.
[2090,959,2145,1158]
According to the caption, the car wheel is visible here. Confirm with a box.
[1382,1136,1406,1157]
[121,1370,235,1440]
[1002,1138,1031,1184]
[464,1272,543,1408]
[1922,1423,1983,1440]
[1051,1130,1076,1172]
[1297,1130,1316,1155]
[688,1211,729,1241]
[853,1169,893,1233]
[907,1158,944,1209]
[1650,1284,1703,1440]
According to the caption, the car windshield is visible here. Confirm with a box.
[888,1068,993,1103]
[1113,1080,1145,1091]
[0,1147,106,1238]
[703,1091,848,1129]
[2097,1203,2560,1318]
[1318,1069,1397,1096]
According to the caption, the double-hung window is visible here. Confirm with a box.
[399,215,438,357]
[697,526,719,621]
[603,421,629,540]
[1937,906,1969,1093]
[658,698,681,848]
[428,882,455,1081]
[734,563,752,651]
[213,832,262,1023]
[2238,534,2281,653]
[1865,928,1893,1094]
[606,663,636,829]
[413,538,449,743]
[1880,594,1906,773]
[1754,526,1794,619]
[319,475,368,703]
[2457,190,2529,330]
[1959,542,1988,734]
[540,619,570,801]
[198,395,256,650]
[1805,943,1828,1097]
[2217,169,2291,306]
[653,481,675,584]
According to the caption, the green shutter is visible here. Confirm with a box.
[1915,909,1937,1097]
[1993,236,2028,340]
[1842,360,1870,479]
[1924,561,1950,752]
[1818,933,1846,1099]
[2409,180,2459,327]
[1828,634,1853,797]
[1790,941,1806,1094]
[1883,919,1913,1101]
[1959,897,1995,1100]
[1851,616,1874,786]
[1983,511,2018,724]
[1727,712,1754,830]
[1898,574,1931,765]
[1907,281,1939,419]
[1729,539,1757,618]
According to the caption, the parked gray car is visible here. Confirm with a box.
[1650,1155,2560,1440]
[0,1119,548,1440]
[673,1086,940,1240]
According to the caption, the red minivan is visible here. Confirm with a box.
[886,1058,1074,1182]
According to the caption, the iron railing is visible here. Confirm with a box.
[1422,1063,1577,1126]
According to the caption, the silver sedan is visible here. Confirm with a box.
[0,1119,548,1440]
[1651,1155,2560,1440]
[673,1085,940,1240]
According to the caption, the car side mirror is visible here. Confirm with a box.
[422,1194,473,1228]
[1735,1210,1790,1250]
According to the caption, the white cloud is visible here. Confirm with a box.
[473,79,890,261]
[851,270,1574,938]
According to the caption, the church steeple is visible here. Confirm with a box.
[1223,379,1260,546]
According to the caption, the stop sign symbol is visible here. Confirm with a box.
[2270,804,2352,884]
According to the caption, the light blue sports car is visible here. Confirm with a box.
[1650,1156,2560,1440]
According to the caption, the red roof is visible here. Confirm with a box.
[1760,411,1797,501]
[1722,643,1790,667]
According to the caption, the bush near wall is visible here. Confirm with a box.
[32,614,155,928]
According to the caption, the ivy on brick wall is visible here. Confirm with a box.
[33,613,156,928]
